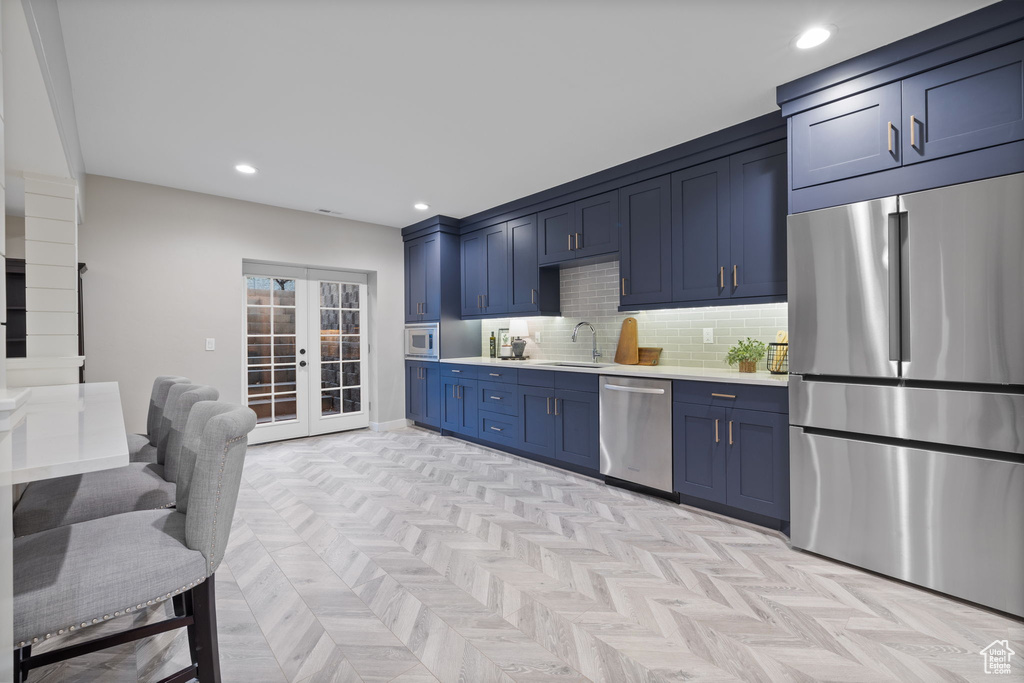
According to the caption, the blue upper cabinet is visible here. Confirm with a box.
[729,142,788,299]
[902,40,1024,165]
[619,176,672,306]
[461,222,508,317]
[404,233,441,323]
[538,190,619,266]
[671,159,730,303]
[572,190,619,259]
[507,214,558,315]
[538,204,575,266]
[791,82,902,189]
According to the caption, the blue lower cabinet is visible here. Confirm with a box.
[406,361,439,428]
[518,385,556,458]
[672,403,728,505]
[477,381,518,416]
[441,378,477,437]
[479,411,518,447]
[725,409,789,519]
[554,389,599,470]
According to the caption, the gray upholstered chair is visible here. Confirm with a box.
[13,383,219,537]
[12,401,257,683]
[128,375,190,463]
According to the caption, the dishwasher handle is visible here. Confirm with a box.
[603,384,666,395]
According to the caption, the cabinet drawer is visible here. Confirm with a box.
[554,372,599,393]
[518,369,554,388]
[440,364,479,380]
[672,380,787,413]
[479,367,518,384]
[478,381,518,416]
[478,411,518,446]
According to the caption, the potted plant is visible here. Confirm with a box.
[726,337,767,373]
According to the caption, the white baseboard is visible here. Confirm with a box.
[369,418,411,432]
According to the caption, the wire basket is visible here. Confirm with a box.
[766,342,789,375]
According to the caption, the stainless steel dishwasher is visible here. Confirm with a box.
[599,376,673,492]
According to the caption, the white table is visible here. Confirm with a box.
[7,382,130,485]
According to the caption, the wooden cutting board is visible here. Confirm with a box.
[614,317,639,365]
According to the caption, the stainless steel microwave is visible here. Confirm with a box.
[405,323,438,361]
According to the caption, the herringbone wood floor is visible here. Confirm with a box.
[29,427,1022,682]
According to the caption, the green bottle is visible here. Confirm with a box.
[489,331,496,358]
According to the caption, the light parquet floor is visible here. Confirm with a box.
[29,427,1023,682]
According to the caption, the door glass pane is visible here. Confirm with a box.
[319,280,363,418]
[245,275,299,423]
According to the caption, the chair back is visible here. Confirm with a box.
[159,383,220,479]
[146,376,190,446]
[176,402,257,574]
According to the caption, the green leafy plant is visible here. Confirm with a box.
[725,337,767,366]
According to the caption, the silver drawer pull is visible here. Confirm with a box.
[603,384,665,395]
[711,393,736,399]
[489,396,503,400]
[490,426,503,432]
[451,369,461,373]
[489,373,500,377]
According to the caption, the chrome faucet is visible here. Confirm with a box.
[571,322,601,363]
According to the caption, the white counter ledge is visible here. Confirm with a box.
[440,357,788,386]
[8,382,130,485]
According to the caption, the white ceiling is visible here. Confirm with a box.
[56,0,994,228]
[4,0,73,215]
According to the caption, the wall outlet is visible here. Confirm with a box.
[702,328,714,344]
[534,331,542,343]
[205,338,216,351]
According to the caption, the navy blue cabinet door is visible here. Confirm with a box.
[573,190,619,259]
[405,236,427,323]
[672,403,727,505]
[619,176,672,306]
[442,379,477,436]
[422,363,441,428]
[406,362,424,422]
[482,223,509,314]
[671,159,730,303]
[725,409,788,519]
[729,142,788,299]
[791,82,902,189]
[508,215,541,314]
[461,230,487,317]
[538,204,575,266]
[903,41,1024,165]
[518,386,555,458]
[554,389,599,470]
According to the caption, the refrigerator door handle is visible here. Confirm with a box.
[887,211,909,364]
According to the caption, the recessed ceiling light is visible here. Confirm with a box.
[414,202,430,211]
[235,163,258,174]
[795,26,832,49]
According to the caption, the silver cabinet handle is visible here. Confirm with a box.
[490,426,503,432]
[489,395,502,401]
[531,288,536,304]
[451,369,461,373]
[489,373,500,377]
[554,398,559,416]
[603,384,665,395]
[729,420,733,445]
[546,397,551,415]
[711,393,736,399]
[715,418,720,443]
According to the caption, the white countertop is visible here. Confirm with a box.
[8,382,130,485]
[442,357,788,386]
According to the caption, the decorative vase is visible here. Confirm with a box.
[511,338,527,358]
[738,360,757,373]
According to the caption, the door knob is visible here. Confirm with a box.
[299,360,307,367]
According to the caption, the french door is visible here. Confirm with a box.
[244,264,368,444]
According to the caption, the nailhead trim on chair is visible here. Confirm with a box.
[209,434,246,572]
[14,576,208,649]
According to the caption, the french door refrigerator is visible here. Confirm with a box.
[787,172,1024,618]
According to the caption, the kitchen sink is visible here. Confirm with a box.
[539,361,612,369]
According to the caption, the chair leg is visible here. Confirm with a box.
[172,593,186,617]
[188,576,221,683]
[13,645,29,683]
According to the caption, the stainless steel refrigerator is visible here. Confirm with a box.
[787,172,1024,618]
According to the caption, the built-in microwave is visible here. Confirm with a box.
[404,323,439,361]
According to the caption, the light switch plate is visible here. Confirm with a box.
[205,338,216,351]
[703,328,714,344]
[534,331,542,343]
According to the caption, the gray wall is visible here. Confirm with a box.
[79,175,405,432]
[482,261,787,368]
